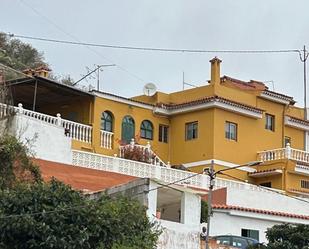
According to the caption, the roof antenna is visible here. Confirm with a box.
[182,71,198,90]
[263,80,275,91]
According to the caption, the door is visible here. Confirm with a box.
[121,116,135,144]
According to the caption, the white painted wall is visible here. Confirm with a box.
[226,188,309,215]
[147,180,201,249]
[210,210,309,243]
[181,191,201,226]
[157,219,200,249]
[11,114,72,164]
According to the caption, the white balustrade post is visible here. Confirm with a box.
[146,141,151,150]
[167,161,171,168]
[56,113,62,126]
[112,154,119,173]
[155,165,161,179]
[130,138,135,149]
[17,103,23,114]
[285,143,291,159]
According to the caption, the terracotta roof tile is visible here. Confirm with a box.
[263,89,294,102]
[33,159,137,192]
[157,95,264,114]
[248,168,281,176]
[220,75,267,90]
[213,204,309,220]
[286,115,309,126]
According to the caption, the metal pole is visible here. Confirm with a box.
[32,80,38,111]
[205,160,215,249]
[304,45,307,120]
[183,71,185,90]
[97,65,100,91]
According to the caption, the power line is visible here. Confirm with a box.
[0,63,34,79]
[0,168,308,220]
[218,171,309,205]
[16,0,146,83]
[0,170,204,220]
[5,32,301,55]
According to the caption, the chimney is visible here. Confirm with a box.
[22,66,51,78]
[209,57,222,85]
[34,66,51,78]
[22,68,36,77]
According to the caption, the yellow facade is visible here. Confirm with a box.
[47,57,309,196]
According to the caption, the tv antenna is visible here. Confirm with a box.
[182,71,198,90]
[73,64,116,90]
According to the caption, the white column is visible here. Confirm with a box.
[181,192,201,225]
[285,143,291,159]
[146,181,158,219]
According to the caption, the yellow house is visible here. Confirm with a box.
[9,58,309,197]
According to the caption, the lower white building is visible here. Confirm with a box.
[208,187,309,243]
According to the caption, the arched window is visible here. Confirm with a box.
[140,120,153,140]
[101,111,113,132]
[121,116,135,144]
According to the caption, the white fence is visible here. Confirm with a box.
[119,139,168,167]
[258,143,309,164]
[72,149,276,193]
[0,103,92,143]
[100,130,113,149]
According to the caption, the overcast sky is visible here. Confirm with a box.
[1,0,309,106]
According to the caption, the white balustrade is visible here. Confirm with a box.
[258,143,309,164]
[22,106,59,125]
[119,139,167,167]
[0,103,8,118]
[100,130,114,149]
[0,102,16,118]
[62,119,92,143]
[0,102,92,143]
[72,149,276,193]
[295,164,309,175]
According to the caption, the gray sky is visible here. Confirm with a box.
[1,0,309,106]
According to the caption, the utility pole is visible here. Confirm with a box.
[299,46,309,151]
[203,161,261,249]
[303,45,308,120]
[205,160,214,249]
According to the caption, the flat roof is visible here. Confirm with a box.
[34,158,137,192]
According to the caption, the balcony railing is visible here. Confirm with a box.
[100,130,113,149]
[119,139,168,167]
[72,149,276,193]
[0,102,92,143]
[257,143,309,163]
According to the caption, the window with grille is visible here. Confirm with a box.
[301,180,309,189]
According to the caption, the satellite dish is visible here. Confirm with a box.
[143,83,157,96]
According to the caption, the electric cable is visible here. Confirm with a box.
[218,171,309,205]
[5,32,301,55]
[16,0,146,83]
